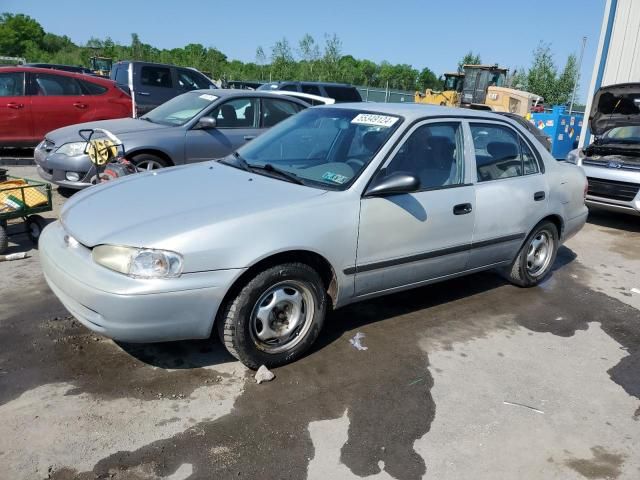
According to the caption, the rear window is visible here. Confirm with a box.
[80,80,108,95]
[115,65,128,85]
[323,86,362,102]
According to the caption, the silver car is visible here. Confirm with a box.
[567,83,640,216]
[34,89,308,189]
[40,104,589,368]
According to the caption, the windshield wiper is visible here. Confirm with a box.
[218,152,251,171]
[139,116,154,123]
[250,163,305,185]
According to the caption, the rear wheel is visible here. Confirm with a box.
[131,153,169,171]
[219,263,327,369]
[505,221,558,287]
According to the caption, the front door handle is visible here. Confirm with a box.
[534,191,546,201]
[6,102,24,109]
[137,91,151,96]
[73,102,87,109]
[453,203,473,215]
[243,135,256,141]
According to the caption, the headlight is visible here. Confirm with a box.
[565,148,584,165]
[56,142,87,157]
[92,245,183,278]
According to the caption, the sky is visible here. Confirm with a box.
[3,0,606,103]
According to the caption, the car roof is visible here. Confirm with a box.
[319,102,522,122]
[190,88,309,103]
[0,66,114,84]
[263,81,356,87]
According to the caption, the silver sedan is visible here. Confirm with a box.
[40,104,589,368]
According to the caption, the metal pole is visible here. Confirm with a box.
[569,36,587,114]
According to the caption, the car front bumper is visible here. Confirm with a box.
[581,164,640,216]
[40,221,243,343]
[34,143,95,189]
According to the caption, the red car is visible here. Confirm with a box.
[0,67,132,147]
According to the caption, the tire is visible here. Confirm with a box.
[130,153,169,172]
[505,221,559,287]
[0,222,8,255]
[219,263,327,369]
[26,215,47,245]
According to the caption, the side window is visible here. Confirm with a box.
[384,122,465,189]
[140,66,172,88]
[80,80,108,95]
[301,84,321,95]
[470,123,539,181]
[0,72,25,96]
[260,98,303,127]
[33,73,82,96]
[521,139,540,175]
[177,69,210,90]
[280,84,298,92]
[115,65,129,85]
[211,98,257,128]
[324,86,362,102]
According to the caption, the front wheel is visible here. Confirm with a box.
[505,221,559,287]
[131,153,169,171]
[219,263,327,369]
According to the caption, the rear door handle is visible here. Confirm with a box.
[453,203,473,215]
[534,191,546,201]
[73,102,87,109]
[243,135,256,141]
[137,91,151,96]
[6,102,24,109]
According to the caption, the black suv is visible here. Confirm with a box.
[110,61,216,115]
[258,81,362,103]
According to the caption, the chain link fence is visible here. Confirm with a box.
[356,86,415,103]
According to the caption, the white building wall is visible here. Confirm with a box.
[580,0,640,146]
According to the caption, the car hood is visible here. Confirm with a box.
[46,118,171,145]
[60,162,326,249]
[590,83,640,135]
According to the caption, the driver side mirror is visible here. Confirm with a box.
[364,172,421,197]
[196,116,217,129]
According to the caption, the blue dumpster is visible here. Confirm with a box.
[531,106,584,159]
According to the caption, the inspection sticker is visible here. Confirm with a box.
[351,114,398,127]
[322,172,348,184]
[199,94,218,101]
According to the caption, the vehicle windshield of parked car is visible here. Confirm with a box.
[235,108,401,189]
[601,126,640,144]
[141,91,218,126]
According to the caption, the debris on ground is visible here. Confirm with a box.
[0,252,27,262]
[349,332,368,351]
[255,365,275,384]
[503,400,545,414]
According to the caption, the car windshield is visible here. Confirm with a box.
[602,126,640,143]
[234,107,401,189]
[142,91,218,126]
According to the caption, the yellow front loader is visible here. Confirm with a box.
[415,72,464,107]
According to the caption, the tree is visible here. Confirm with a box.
[458,51,481,72]
[270,37,294,80]
[320,33,342,80]
[298,34,320,79]
[417,67,440,91]
[556,53,579,106]
[0,13,45,57]
[526,42,557,103]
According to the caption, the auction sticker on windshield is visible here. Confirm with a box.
[351,114,398,128]
[199,94,218,101]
